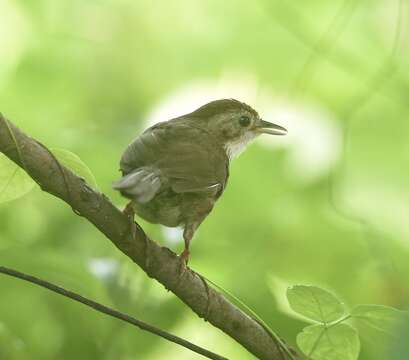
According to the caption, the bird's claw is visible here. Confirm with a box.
[123,203,136,238]
[178,248,190,275]
[123,202,135,220]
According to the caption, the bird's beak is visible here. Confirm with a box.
[255,119,287,135]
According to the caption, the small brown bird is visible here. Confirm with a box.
[113,99,287,264]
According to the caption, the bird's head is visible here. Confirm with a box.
[189,99,287,160]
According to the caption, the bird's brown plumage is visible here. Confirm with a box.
[113,98,286,263]
[117,119,229,230]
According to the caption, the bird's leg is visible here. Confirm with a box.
[179,206,213,271]
[180,227,194,268]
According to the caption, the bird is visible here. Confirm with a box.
[113,99,287,265]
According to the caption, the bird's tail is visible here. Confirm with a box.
[112,167,161,203]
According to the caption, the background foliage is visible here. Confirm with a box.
[0,0,408,359]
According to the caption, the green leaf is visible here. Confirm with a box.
[351,304,408,336]
[0,154,36,203]
[287,285,345,323]
[51,148,98,189]
[297,324,360,360]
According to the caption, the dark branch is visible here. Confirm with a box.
[0,115,301,360]
[0,266,227,360]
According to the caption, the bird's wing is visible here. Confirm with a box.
[119,122,228,196]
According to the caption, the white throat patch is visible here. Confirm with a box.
[224,132,257,160]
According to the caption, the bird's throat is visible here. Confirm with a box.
[224,132,256,160]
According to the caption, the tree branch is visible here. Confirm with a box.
[0,266,227,360]
[0,115,301,360]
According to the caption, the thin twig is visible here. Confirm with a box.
[0,266,228,360]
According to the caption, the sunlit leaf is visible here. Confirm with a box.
[0,154,35,203]
[351,304,408,336]
[51,148,98,189]
[287,285,345,323]
[297,323,360,360]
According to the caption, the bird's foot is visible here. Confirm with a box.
[123,202,135,220]
[123,203,136,238]
[178,248,190,274]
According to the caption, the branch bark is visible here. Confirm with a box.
[0,115,301,360]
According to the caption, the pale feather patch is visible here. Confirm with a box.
[224,132,257,160]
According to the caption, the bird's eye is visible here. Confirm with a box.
[239,115,251,127]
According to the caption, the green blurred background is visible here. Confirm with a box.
[0,0,408,359]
